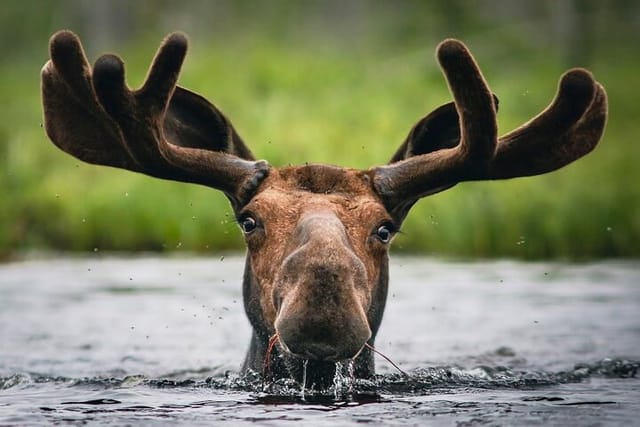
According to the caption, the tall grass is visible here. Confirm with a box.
[1,33,638,259]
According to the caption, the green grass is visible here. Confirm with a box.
[1,34,638,259]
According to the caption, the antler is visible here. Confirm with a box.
[372,39,608,221]
[41,30,269,209]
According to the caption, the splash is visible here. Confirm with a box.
[2,358,636,403]
[333,360,355,398]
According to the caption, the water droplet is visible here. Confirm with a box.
[81,218,86,223]
[333,362,343,396]
[606,226,612,232]
[124,192,129,197]
[516,236,526,245]
[220,256,225,262]
[93,247,99,252]
[300,359,309,400]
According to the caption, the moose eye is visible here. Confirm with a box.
[375,223,394,243]
[240,215,257,234]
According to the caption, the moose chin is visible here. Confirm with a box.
[41,31,607,388]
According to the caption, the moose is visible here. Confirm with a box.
[41,31,607,387]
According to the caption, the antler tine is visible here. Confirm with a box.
[372,39,497,217]
[487,69,607,179]
[436,39,498,166]
[42,31,269,209]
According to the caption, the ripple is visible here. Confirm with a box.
[1,358,636,397]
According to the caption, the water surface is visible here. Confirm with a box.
[1,256,638,425]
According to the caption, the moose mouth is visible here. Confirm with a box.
[274,332,367,363]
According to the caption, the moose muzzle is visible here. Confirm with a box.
[273,212,372,361]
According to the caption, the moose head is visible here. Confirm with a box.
[41,31,607,387]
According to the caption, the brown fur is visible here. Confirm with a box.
[239,166,390,384]
[41,31,608,388]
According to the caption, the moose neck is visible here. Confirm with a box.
[241,254,389,387]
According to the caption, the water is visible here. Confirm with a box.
[1,256,638,425]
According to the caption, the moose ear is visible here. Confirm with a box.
[389,95,499,163]
[163,86,256,160]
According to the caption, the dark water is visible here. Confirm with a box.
[1,256,638,425]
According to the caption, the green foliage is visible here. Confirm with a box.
[1,1,638,259]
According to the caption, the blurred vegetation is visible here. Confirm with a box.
[1,0,639,259]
